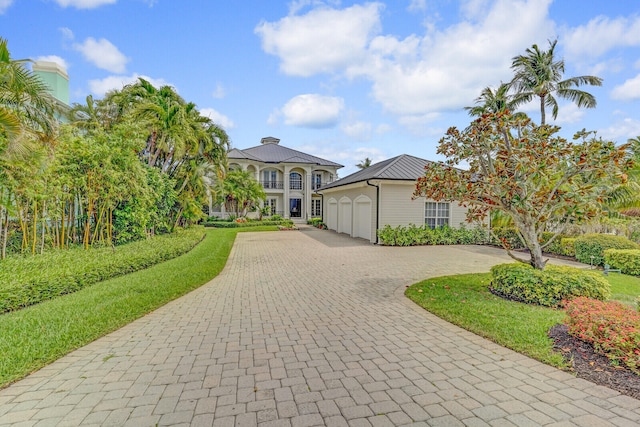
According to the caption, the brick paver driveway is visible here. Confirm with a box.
[1,227,639,426]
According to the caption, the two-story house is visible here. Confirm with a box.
[221,137,343,221]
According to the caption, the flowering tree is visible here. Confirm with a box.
[414,112,631,269]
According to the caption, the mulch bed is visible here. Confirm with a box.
[548,324,640,399]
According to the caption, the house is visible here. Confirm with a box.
[316,154,472,244]
[218,137,343,220]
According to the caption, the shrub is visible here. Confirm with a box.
[574,234,639,267]
[377,224,488,246]
[540,232,567,255]
[565,297,640,374]
[604,249,640,276]
[204,219,293,228]
[271,214,283,221]
[560,238,576,257]
[490,227,525,249]
[307,217,327,229]
[0,227,205,314]
[490,263,610,307]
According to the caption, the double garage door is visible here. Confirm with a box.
[327,196,372,241]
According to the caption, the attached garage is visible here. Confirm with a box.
[327,198,338,231]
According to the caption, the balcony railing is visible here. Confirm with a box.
[261,181,284,189]
[311,180,332,190]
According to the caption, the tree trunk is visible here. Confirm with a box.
[539,95,546,125]
[519,222,547,269]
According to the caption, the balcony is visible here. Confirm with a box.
[261,181,284,189]
[311,180,333,190]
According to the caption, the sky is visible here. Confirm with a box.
[2,0,640,177]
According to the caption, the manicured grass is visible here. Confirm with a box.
[0,226,276,388]
[406,274,566,367]
[406,270,640,369]
[606,272,640,307]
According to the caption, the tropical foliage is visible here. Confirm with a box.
[414,112,631,269]
[216,168,266,217]
[0,38,229,258]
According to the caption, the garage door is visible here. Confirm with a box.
[338,198,352,235]
[327,199,338,231]
[354,198,372,241]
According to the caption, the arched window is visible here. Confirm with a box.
[289,172,302,190]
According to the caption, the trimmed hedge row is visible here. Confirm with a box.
[574,234,639,266]
[0,227,205,314]
[604,249,640,276]
[377,224,488,246]
[204,219,293,228]
[490,263,610,307]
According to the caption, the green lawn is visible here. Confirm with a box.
[0,226,276,389]
[406,270,640,369]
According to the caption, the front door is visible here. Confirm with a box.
[289,198,302,218]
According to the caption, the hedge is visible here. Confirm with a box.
[0,227,205,314]
[490,263,610,307]
[377,224,488,246]
[204,219,293,228]
[574,234,639,266]
[604,249,640,276]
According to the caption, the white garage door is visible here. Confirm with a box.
[327,200,338,231]
[338,199,352,235]
[354,199,372,241]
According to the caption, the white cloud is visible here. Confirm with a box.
[59,27,74,41]
[407,0,426,13]
[554,103,585,125]
[611,74,640,101]
[200,108,235,130]
[341,120,373,141]
[74,37,129,73]
[88,74,171,97]
[0,0,14,14]
[280,94,345,128]
[255,3,383,77]
[35,55,69,71]
[211,83,226,99]
[376,123,392,134]
[599,117,640,142]
[54,0,116,9]
[563,15,640,60]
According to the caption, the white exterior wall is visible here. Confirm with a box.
[378,183,424,227]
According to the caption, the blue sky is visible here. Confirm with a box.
[2,0,640,176]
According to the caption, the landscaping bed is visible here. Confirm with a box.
[549,324,640,399]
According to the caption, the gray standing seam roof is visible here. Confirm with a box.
[228,144,343,168]
[318,154,432,190]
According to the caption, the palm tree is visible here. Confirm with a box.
[0,37,59,159]
[356,157,372,169]
[465,83,516,116]
[510,39,602,125]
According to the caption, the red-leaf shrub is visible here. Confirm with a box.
[565,297,640,373]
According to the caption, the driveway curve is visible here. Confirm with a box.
[1,227,639,426]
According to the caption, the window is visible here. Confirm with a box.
[425,202,449,229]
[265,198,276,215]
[312,173,323,190]
[311,199,322,217]
[290,172,302,190]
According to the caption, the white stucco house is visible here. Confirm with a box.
[316,154,472,244]
[217,137,343,220]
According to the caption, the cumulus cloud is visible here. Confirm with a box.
[341,120,373,141]
[255,3,383,77]
[280,94,345,128]
[256,0,555,123]
[54,0,116,9]
[611,74,640,101]
[0,0,14,14]
[88,74,171,97]
[74,37,129,73]
[553,103,585,125]
[35,55,69,71]
[563,15,640,60]
[599,117,640,142]
[200,108,235,130]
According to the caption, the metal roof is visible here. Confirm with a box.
[319,154,432,190]
[228,143,343,168]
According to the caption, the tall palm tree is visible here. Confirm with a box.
[464,83,516,117]
[356,157,372,169]
[510,39,602,125]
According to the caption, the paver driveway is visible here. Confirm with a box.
[1,227,639,427]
